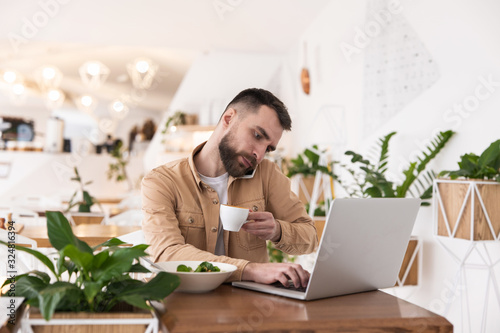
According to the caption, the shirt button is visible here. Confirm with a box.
[252,206,258,212]
[212,199,218,205]
[188,217,194,224]
[211,227,217,232]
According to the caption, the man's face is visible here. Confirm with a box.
[219,105,283,177]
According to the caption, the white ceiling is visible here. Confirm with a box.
[0,0,331,113]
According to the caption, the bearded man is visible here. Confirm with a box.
[142,88,318,288]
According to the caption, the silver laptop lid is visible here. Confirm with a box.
[304,198,421,300]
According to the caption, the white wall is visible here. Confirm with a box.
[282,0,366,159]
[283,0,500,332]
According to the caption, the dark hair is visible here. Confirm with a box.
[224,88,292,131]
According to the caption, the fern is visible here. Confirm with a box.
[376,131,396,172]
[334,130,454,205]
[396,130,454,198]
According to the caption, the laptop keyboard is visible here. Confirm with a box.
[270,281,307,292]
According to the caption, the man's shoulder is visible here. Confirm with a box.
[257,159,282,175]
[145,157,191,180]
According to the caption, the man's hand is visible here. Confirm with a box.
[241,262,310,288]
[241,211,281,242]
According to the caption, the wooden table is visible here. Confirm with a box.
[20,224,141,247]
[160,285,453,332]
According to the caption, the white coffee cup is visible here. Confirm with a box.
[220,204,249,232]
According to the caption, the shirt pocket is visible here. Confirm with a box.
[232,199,266,251]
[177,211,206,249]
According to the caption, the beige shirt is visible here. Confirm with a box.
[141,142,319,281]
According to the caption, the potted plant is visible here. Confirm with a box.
[285,145,334,211]
[1,211,180,332]
[161,111,186,135]
[332,130,454,286]
[332,130,455,205]
[435,139,500,240]
[66,167,104,225]
[107,141,134,192]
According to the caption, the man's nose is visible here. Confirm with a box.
[252,145,267,163]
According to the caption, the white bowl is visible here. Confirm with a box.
[153,261,237,293]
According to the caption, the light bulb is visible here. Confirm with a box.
[112,101,125,112]
[81,95,93,107]
[135,60,150,74]
[42,67,56,80]
[48,89,61,101]
[3,71,17,84]
[86,62,101,76]
[12,83,25,95]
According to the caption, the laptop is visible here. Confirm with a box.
[232,198,421,300]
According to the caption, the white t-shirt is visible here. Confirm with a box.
[198,172,229,256]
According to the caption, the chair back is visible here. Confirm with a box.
[0,229,38,274]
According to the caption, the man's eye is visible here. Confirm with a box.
[254,132,261,139]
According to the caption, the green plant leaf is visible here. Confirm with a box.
[54,287,87,313]
[304,148,320,165]
[38,282,80,321]
[83,281,103,304]
[129,263,151,273]
[56,257,76,279]
[60,244,94,272]
[376,131,396,172]
[398,130,454,197]
[46,211,93,254]
[345,151,370,165]
[420,184,433,200]
[93,245,148,282]
[92,250,109,269]
[78,204,91,213]
[14,275,47,300]
[119,294,151,310]
[478,139,500,171]
[82,191,93,206]
[118,271,180,300]
[458,153,480,176]
[92,237,127,251]
[365,186,382,197]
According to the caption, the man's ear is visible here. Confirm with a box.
[221,108,237,128]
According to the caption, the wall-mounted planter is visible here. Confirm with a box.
[434,179,500,241]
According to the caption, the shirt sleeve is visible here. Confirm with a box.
[263,162,319,254]
[141,169,249,281]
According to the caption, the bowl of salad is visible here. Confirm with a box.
[153,261,237,293]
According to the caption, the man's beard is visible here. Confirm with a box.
[219,130,257,177]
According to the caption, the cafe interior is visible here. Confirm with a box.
[1,0,500,332]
